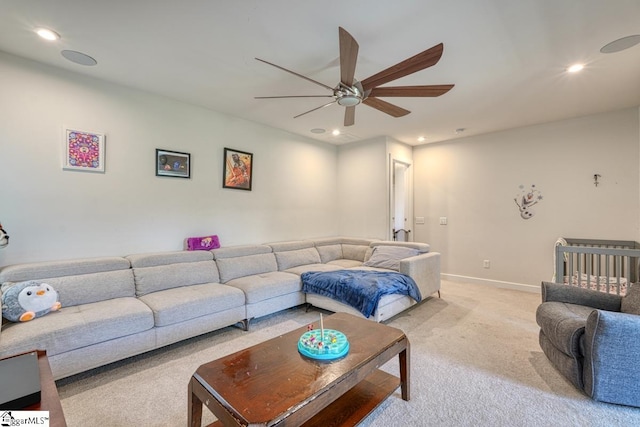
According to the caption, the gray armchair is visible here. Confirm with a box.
[536,281,640,407]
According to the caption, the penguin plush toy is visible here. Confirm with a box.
[1,280,61,322]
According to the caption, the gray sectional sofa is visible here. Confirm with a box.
[0,237,440,379]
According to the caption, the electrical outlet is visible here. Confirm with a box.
[483,260,490,269]
[439,217,448,225]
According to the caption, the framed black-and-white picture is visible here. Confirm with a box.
[223,148,253,191]
[156,149,190,178]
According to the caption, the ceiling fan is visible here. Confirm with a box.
[255,27,454,127]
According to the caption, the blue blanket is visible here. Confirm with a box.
[301,270,422,318]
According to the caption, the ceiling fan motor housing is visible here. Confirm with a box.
[335,82,363,106]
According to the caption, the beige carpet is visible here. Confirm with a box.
[57,280,640,426]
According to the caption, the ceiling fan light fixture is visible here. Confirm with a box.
[337,95,361,107]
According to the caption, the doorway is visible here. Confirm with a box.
[390,159,412,241]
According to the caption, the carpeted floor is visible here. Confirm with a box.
[57,280,640,426]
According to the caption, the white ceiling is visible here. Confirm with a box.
[1,1,639,146]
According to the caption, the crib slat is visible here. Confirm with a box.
[555,239,640,296]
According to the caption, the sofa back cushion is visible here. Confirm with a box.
[133,262,219,296]
[316,244,343,263]
[0,257,131,282]
[212,244,272,259]
[1,270,135,308]
[342,244,370,262]
[0,257,135,307]
[216,253,278,283]
[127,251,213,268]
[127,251,219,296]
[274,247,321,270]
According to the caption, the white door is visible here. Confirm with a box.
[391,160,412,241]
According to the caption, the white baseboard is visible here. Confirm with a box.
[441,274,540,294]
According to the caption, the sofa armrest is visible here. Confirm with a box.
[399,252,440,298]
[583,309,640,406]
[541,282,621,311]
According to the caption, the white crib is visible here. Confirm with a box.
[554,238,640,296]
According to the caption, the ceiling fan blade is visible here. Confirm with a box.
[339,27,359,86]
[362,97,410,117]
[344,106,355,126]
[293,100,337,119]
[255,58,334,91]
[368,84,454,97]
[360,43,444,91]
[255,95,334,99]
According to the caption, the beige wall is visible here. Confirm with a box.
[337,137,387,239]
[2,49,639,292]
[413,107,640,290]
[0,52,338,265]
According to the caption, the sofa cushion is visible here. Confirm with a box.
[0,257,131,283]
[327,259,363,268]
[137,283,245,327]
[133,261,219,296]
[621,284,640,315]
[284,263,342,276]
[316,244,343,263]
[364,245,420,271]
[212,245,272,259]
[127,251,213,268]
[216,253,278,283]
[342,244,370,262]
[225,271,301,304]
[39,270,135,307]
[268,240,314,252]
[0,297,154,358]
[274,247,321,271]
[536,301,594,357]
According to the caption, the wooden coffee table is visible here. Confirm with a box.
[188,312,410,427]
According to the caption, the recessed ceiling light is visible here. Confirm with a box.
[600,35,640,54]
[35,28,60,41]
[567,64,584,73]
[310,128,326,134]
[332,129,341,136]
[417,136,425,142]
[61,50,97,66]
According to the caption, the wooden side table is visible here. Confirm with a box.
[0,350,67,427]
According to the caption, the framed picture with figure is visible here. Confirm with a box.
[156,149,190,178]
[223,148,253,191]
